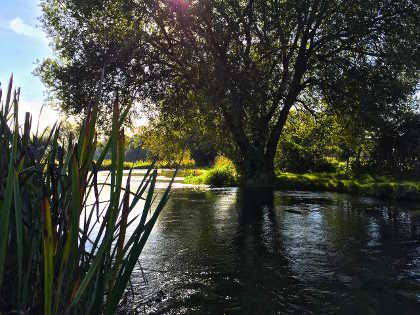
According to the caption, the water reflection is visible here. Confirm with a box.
[233,188,306,313]
[118,189,420,314]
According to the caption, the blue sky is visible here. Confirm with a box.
[0,0,58,128]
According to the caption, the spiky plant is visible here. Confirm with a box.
[0,75,176,314]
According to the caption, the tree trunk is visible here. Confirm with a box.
[238,152,275,187]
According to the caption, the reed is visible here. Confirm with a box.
[0,75,176,314]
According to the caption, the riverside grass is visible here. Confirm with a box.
[0,76,177,314]
[99,157,195,171]
[275,172,420,200]
[184,159,420,200]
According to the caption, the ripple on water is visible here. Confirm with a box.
[117,189,420,314]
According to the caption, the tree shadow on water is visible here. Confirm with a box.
[228,188,306,314]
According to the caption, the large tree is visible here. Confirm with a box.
[38,0,419,185]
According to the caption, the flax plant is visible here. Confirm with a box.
[0,76,176,314]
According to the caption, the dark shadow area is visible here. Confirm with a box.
[231,187,306,314]
[237,187,275,214]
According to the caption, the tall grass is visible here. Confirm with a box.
[0,76,176,314]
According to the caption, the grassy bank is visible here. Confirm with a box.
[160,168,207,178]
[275,172,420,201]
[184,163,420,201]
[98,158,196,170]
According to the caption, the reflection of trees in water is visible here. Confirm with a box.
[135,190,420,314]
[323,196,420,266]
[232,191,420,313]
[152,190,240,269]
[232,188,306,313]
[366,202,420,282]
[316,196,420,313]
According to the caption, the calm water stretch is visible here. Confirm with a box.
[96,172,420,314]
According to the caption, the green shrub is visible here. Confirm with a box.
[203,166,236,187]
[214,155,235,169]
[0,77,175,314]
[184,155,237,186]
[160,168,206,178]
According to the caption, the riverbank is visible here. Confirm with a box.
[184,168,420,201]
[275,172,420,201]
[98,159,196,170]
[99,160,420,201]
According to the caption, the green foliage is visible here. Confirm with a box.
[99,155,195,171]
[184,155,237,187]
[0,77,175,314]
[364,111,420,177]
[183,159,420,200]
[205,168,236,187]
[38,0,420,185]
[141,121,185,163]
[124,131,149,161]
[275,110,344,173]
[99,159,151,170]
[160,168,206,178]
[140,116,217,167]
[274,172,420,201]
[274,106,420,179]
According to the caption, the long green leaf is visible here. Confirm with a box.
[13,170,24,309]
[0,90,18,287]
[41,196,54,315]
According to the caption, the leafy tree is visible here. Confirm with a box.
[140,117,216,166]
[38,0,419,185]
[275,109,344,173]
[124,130,149,161]
[364,111,420,177]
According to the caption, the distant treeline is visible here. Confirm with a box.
[125,109,420,179]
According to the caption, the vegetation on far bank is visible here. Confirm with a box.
[96,105,420,201]
[98,157,195,171]
[182,156,420,201]
[184,156,237,187]
[274,172,420,201]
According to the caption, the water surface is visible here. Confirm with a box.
[117,188,420,314]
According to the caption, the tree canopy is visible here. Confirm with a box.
[38,0,420,185]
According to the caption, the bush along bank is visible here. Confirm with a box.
[184,155,237,187]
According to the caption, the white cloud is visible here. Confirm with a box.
[8,17,45,41]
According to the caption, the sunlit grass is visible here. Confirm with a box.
[160,168,207,178]
[99,157,195,170]
[275,171,420,200]
[183,157,420,200]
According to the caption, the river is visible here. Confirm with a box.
[100,173,420,314]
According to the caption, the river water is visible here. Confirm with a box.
[110,182,420,314]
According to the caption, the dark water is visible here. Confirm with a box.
[120,189,420,314]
